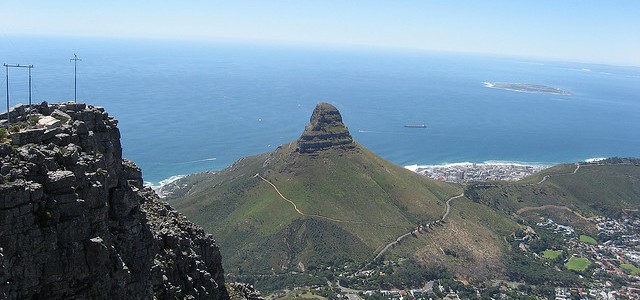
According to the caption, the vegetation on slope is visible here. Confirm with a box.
[167,142,462,273]
[465,162,640,227]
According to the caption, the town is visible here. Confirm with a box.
[244,214,640,300]
[407,163,548,183]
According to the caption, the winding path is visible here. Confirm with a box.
[256,173,305,215]
[518,163,604,221]
[516,205,596,221]
[533,163,580,185]
[372,193,465,261]
[441,194,465,221]
[258,172,468,262]
[255,174,411,227]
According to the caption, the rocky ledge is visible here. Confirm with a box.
[296,102,355,153]
[0,102,229,299]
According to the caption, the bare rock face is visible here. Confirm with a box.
[0,102,229,300]
[296,102,355,153]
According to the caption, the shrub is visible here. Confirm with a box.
[0,128,7,142]
[9,124,22,133]
[28,115,39,126]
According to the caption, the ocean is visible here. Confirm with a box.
[2,37,639,185]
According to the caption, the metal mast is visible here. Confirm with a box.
[70,53,81,103]
[3,64,34,124]
[4,64,8,124]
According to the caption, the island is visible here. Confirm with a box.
[484,82,571,95]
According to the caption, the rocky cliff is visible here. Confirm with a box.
[296,102,355,153]
[0,102,228,299]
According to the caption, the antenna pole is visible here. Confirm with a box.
[3,64,35,124]
[28,66,32,106]
[4,64,8,124]
[70,54,82,103]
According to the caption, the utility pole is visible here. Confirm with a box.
[3,64,34,124]
[4,64,8,124]
[28,66,32,106]
[70,53,81,103]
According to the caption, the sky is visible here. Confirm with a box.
[1,1,639,66]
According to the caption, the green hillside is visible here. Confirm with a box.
[465,159,640,231]
[165,103,510,276]
[167,141,463,273]
[163,104,640,285]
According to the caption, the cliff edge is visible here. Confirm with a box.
[0,102,229,299]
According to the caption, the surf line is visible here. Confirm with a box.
[255,173,409,228]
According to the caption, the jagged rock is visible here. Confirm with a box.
[72,120,88,135]
[0,102,229,300]
[44,170,76,194]
[51,109,71,123]
[0,144,11,156]
[296,102,355,153]
[227,283,264,300]
[10,128,46,145]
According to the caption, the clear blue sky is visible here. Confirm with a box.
[2,0,639,66]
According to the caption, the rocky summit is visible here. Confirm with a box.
[0,102,229,300]
[296,102,355,153]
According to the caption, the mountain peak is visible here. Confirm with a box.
[296,102,355,153]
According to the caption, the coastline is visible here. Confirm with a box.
[145,175,187,195]
[404,158,606,183]
[146,158,606,194]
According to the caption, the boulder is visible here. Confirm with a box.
[45,170,76,194]
[10,128,46,145]
[37,116,62,129]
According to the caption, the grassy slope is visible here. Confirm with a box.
[168,142,462,273]
[393,196,519,282]
[167,153,640,280]
[466,163,640,227]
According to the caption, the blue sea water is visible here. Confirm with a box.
[2,37,639,184]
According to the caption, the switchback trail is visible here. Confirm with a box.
[372,193,464,261]
[255,174,411,228]
[516,205,597,221]
[533,163,581,185]
[518,163,599,221]
[441,194,465,221]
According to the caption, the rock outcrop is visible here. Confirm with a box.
[0,102,228,299]
[296,102,355,153]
